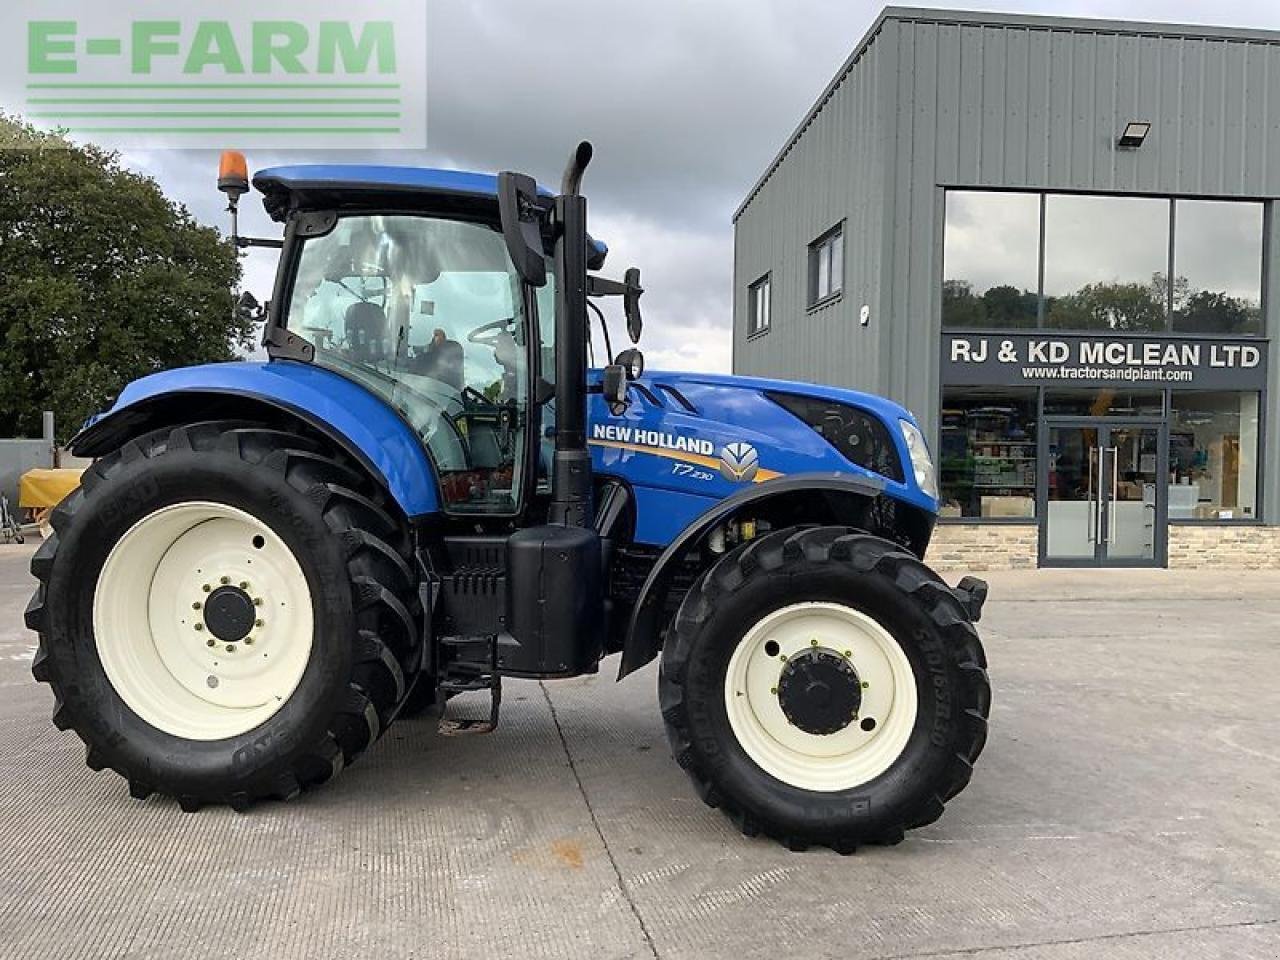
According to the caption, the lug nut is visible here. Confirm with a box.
[770,686,778,695]
[244,637,254,646]
[202,584,211,593]
[843,650,852,658]
[255,619,264,628]
[861,681,870,689]
[811,638,818,647]
[239,581,249,590]
[192,602,202,611]
[194,623,204,632]
[225,645,235,654]
[220,576,231,585]
[253,597,263,606]
[206,639,215,648]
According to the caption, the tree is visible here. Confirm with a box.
[1173,290,1253,335]
[1045,281,1165,332]
[981,284,1038,328]
[0,115,248,441]
[941,279,986,327]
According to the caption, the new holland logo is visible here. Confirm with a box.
[719,442,759,483]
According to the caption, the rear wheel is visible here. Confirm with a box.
[659,526,990,852]
[26,421,423,809]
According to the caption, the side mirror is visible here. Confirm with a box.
[497,171,547,288]
[602,364,628,412]
[624,267,643,343]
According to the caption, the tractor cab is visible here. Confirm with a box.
[242,160,630,520]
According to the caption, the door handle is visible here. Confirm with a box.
[1106,446,1118,545]
[1089,447,1101,545]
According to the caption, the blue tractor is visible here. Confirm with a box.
[26,143,989,851]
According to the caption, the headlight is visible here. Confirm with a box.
[899,419,938,499]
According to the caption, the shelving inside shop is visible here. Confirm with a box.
[940,403,1037,518]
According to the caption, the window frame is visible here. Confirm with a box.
[807,221,845,309]
[935,385,1267,527]
[747,272,772,338]
[278,208,542,520]
[938,387,1041,523]
[941,188,1267,337]
[1165,389,1265,526]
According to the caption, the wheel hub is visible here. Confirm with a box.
[93,501,314,741]
[776,648,862,736]
[203,585,256,643]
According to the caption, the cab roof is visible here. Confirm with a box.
[253,164,608,265]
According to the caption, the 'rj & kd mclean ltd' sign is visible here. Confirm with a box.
[942,332,1267,390]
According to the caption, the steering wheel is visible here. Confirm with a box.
[468,316,515,346]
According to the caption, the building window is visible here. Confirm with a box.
[1043,195,1169,332]
[939,389,1038,519]
[943,192,1040,328]
[748,273,771,336]
[808,224,843,306]
[1169,392,1260,520]
[1171,200,1263,335]
[942,190,1265,335]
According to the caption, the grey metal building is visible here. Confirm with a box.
[733,6,1280,568]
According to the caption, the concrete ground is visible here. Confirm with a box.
[0,542,1278,959]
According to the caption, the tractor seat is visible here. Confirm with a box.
[419,337,465,390]
[343,302,392,364]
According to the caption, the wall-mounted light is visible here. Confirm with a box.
[1117,121,1151,149]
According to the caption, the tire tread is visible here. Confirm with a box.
[659,526,990,853]
[27,420,423,809]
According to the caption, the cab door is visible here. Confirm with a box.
[283,212,537,516]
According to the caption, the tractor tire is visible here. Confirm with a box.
[26,421,423,810]
[658,526,989,853]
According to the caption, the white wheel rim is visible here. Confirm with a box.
[724,602,918,792]
[93,501,314,741]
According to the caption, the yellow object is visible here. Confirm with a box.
[18,468,83,509]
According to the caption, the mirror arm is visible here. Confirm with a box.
[587,276,629,298]
[235,236,285,250]
[586,271,644,345]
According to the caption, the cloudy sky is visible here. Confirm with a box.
[50,0,1280,371]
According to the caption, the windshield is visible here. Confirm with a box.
[284,214,533,515]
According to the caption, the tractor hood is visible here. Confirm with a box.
[585,369,938,543]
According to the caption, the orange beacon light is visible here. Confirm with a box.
[218,150,249,200]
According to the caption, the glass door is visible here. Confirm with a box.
[1043,421,1164,566]
[1104,425,1162,563]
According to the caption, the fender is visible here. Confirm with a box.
[72,361,440,518]
[616,472,937,680]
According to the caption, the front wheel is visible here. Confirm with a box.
[658,526,990,852]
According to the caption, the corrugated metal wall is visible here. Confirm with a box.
[731,25,889,392]
[734,8,1280,520]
